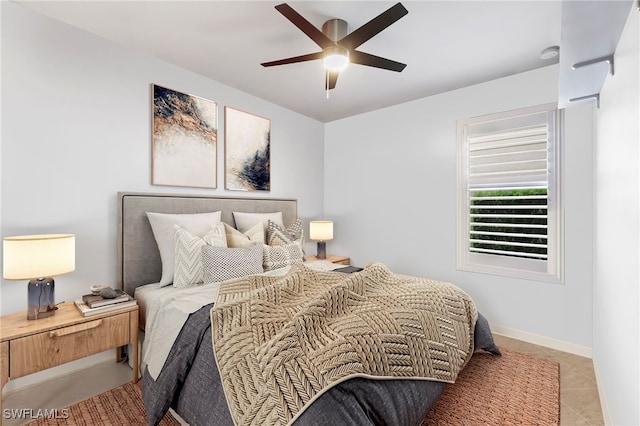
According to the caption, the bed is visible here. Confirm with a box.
[117,191,500,426]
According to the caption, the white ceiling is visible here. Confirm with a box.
[17,1,567,122]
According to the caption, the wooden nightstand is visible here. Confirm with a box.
[306,254,350,265]
[0,302,138,410]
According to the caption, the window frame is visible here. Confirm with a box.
[456,103,564,283]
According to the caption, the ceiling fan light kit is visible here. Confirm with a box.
[323,46,349,70]
[322,19,349,70]
[261,2,408,92]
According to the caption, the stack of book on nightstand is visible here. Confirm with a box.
[74,289,137,317]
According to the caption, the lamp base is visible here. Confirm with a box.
[27,277,57,320]
[316,241,327,260]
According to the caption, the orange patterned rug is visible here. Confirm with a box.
[28,347,559,426]
[26,380,179,426]
[423,348,560,425]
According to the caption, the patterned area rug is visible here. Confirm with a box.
[28,348,559,425]
[26,380,179,426]
[423,348,560,426]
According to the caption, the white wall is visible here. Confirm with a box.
[593,8,639,426]
[3,4,637,423]
[325,65,595,351]
[1,1,325,315]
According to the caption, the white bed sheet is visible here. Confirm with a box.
[139,260,343,380]
[135,282,172,330]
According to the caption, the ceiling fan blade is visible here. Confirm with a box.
[261,52,324,67]
[350,50,406,72]
[327,70,339,90]
[275,3,334,49]
[339,3,408,50]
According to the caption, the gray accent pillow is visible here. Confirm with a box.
[263,242,304,271]
[267,219,304,247]
[202,244,264,283]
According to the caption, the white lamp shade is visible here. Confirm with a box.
[310,221,333,241]
[3,234,75,280]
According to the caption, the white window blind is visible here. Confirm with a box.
[457,103,563,283]
[468,125,549,261]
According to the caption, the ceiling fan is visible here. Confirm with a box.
[261,2,408,91]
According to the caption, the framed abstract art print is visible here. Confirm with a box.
[224,106,271,191]
[152,84,218,188]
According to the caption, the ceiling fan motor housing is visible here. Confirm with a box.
[322,18,348,42]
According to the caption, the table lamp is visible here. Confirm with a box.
[309,221,333,260]
[3,234,75,320]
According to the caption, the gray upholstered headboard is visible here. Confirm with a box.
[117,192,297,295]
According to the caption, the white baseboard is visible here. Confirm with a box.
[592,357,613,425]
[490,322,593,358]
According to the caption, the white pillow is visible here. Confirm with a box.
[232,211,284,234]
[173,224,227,288]
[224,222,265,248]
[146,211,222,286]
[202,244,264,283]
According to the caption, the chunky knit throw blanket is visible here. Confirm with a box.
[210,263,477,426]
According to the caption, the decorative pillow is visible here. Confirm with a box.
[202,244,264,283]
[173,224,227,288]
[146,211,222,286]
[267,219,304,248]
[233,212,284,234]
[263,242,304,271]
[224,222,265,248]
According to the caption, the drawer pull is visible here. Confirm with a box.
[49,319,103,337]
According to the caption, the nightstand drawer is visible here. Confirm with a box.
[9,313,130,378]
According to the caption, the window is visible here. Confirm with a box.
[457,103,563,283]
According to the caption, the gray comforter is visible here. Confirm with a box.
[142,302,500,426]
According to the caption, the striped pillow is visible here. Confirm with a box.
[147,211,222,286]
[173,224,227,288]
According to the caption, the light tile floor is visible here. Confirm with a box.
[493,334,604,426]
[2,335,603,425]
